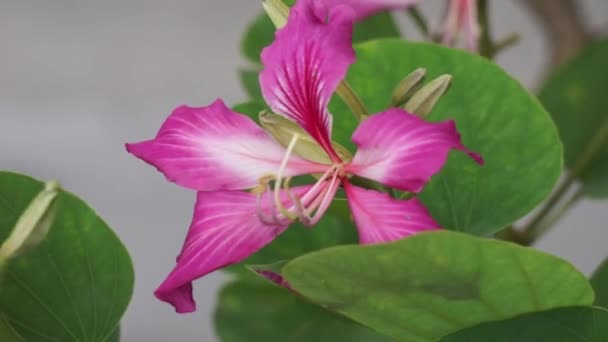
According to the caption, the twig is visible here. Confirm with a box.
[520,118,608,244]
[519,0,592,68]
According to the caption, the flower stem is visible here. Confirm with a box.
[477,0,520,59]
[530,188,584,241]
[406,7,430,38]
[519,118,608,245]
[478,0,495,59]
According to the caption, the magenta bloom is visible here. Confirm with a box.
[127,0,482,313]
[318,0,418,20]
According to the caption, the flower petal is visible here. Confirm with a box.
[260,0,355,159]
[155,186,310,313]
[347,109,483,193]
[344,182,440,244]
[126,99,326,191]
[323,0,418,21]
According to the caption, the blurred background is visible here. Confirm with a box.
[1,0,607,341]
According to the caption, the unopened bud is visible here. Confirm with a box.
[0,181,60,264]
[403,74,452,118]
[259,111,352,163]
[263,0,289,29]
[391,68,427,107]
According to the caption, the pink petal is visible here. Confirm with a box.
[322,0,418,21]
[347,109,483,193]
[126,99,326,191]
[344,182,440,244]
[260,0,356,160]
[155,187,310,313]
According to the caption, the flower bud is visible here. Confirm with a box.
[259,111,352,163]
[403,74,452,118]
[0,181,60,264]
[263,0,289,29]
[391,68,427,107]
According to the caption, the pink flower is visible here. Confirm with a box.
[440,0,481,52]
[317,0,418,21]
[127,0,482,313]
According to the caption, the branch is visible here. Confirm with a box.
[519,0,592,67]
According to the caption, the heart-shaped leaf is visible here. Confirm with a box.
[442,306,608,341]
[329,39,562,236]
[214,280,388,342]
[0,171,134,342]
[0,314,22,342]
[281,231,593,342]
[539,38,608,198]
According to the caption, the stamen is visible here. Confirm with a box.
[298,165,336,204]
[273,134,301,221]
[255,132,345,227]
[308,170,340,225]
[256,187,277,225]
[283,177,311,223]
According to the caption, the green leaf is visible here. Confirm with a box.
[107,325,120,342]
[233,101,267,122]
[0,171,134,342]
[539,38,608,198]
[592,257,608,309]
[442,306,608,341]
[0,314,23,342]
[281,231,593,342]
[352,12,400,42]
[214,280,389,342]
[329,39,562,235]
[239,69,263,101]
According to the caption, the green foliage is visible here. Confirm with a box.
[592,257,608,309]
[329,39,562,236]
[443,306,608,341]
[280,231,593,341]
[352,12,400,43]
[0,314,23,342]
[0,171,134,342]
[539,39,608,197]
[239,69,263,101]
[215,280,388,342]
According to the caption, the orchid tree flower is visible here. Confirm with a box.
[321,0,419,20]
[127,0,482,313]
[439,0,481,52]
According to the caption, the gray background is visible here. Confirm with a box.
[1,1,606,341]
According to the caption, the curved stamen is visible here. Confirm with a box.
[273,134,301,221]
[308,169,340,225]
[298,165,337,204]
[256,184,278,225]
[283,176,311,223]
[255,132,344,227]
